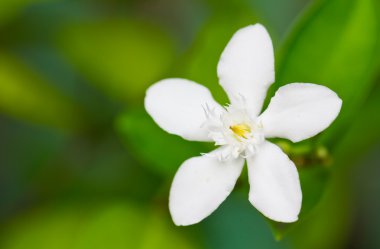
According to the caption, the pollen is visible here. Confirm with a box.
[230,123,251,139]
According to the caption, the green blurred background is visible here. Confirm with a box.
[0,0,379,248]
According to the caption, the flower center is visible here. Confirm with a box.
[230,123,251,139]
[202,100,265,161]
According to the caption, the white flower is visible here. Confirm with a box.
[144,24,342,226]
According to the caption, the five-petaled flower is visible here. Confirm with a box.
[144,24,342,226]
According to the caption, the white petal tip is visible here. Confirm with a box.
[261,83,343,142]
[169,204,203,226]
[168,152,244,227]
[248,196,300,223]
[241,23,267,32]
[247,142,302,224]
[171,216,202,227]
[144,78,222,141]
[217,23,275,117]
[170,203,208,226]
[272,217,298,223]
[269,214,299,223]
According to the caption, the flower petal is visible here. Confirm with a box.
[217,24,275,117]
[247,141,302,223]
[169,149,244,226]
[259,83,342,142]
[145,78,224,141]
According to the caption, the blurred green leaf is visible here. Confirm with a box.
[202,192,291,249]
[57,19,176,104]
[285,89,380,248]
[116,109,211,177]
[289,172,352,249]
[0,0,49,24]
[179,9,258,104]
[288,82,380,249]
[268,165,330,240]
[298,166,330,214]
[1,207,80,249]
[275,0,378,145]
[265,0,378,238]
[333,84,380,164]
[74,204,145,249]
[0,53,86,131]
[138,211,195,249]
[0,203,197,249]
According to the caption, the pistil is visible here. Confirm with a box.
[230,123,251,139]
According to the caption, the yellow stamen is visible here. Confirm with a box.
[230,123,251,139]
